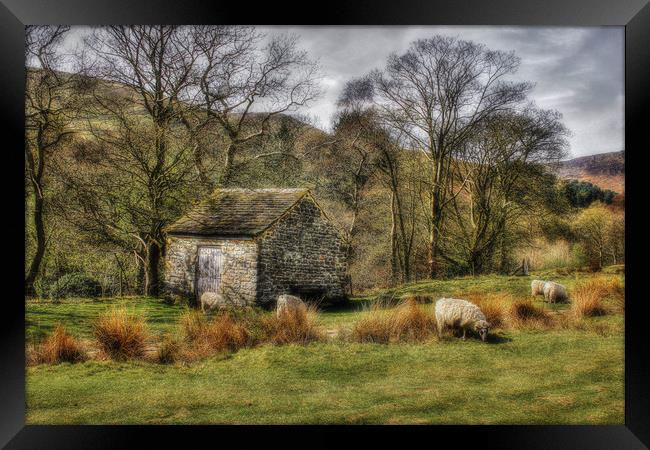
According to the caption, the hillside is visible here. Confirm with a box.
[557,151,625,194]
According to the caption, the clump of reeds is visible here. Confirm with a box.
[93,308,148,361]
[351,299,436,343]
[464,292,510,330]
[179,309,252,355]
[507,299,554,329]
[155,334,181,364]
[28,324,86,365]
[261,303,323,345]
[571,280,609,318]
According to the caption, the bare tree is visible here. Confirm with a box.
[445,107,568,274]
[364,36,531,278]
[189,26,320,185]
[25,25,75,295]
[78,25,202,296]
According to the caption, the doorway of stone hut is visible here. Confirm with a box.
[196,246,222,303]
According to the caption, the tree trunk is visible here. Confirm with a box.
[389,191,399,285]
[221,143,237,186]
[428,190,441,279]
[135,247,146,294]
[145,241,160,297]
[25,192,45,296]
[25,136,46,297]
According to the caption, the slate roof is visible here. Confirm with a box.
[166,188,310,237]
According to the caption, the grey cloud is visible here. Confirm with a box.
[261,26,624,158]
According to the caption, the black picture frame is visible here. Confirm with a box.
[2,0,648,447]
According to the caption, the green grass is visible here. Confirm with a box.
[27,326,623,424]
[25,269,625,424]
[26,296,188,343]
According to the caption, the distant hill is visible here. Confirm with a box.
[557,151,625,194]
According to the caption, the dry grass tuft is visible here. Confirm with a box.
[508,300,554,329]
[28,324,86,365]
[262,304,323,345]
[93,308,148,361]
[571,280,609,318]
[156,335,181,364]
[390,299,437,342]
[207,313,251,351]
[594,276,625,313]
[351,311,392,344]
[464,293,510,329]
[180,309,252,354]
[180,310,208,342]
[351,299,436,343]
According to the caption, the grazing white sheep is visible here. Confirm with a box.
[200,291,225,312]
[531,279,546,296]
[434,298,490,342]
[276,294,307,318]
[543,281,568,303]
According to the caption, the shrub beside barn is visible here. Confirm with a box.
[164,188,348,307]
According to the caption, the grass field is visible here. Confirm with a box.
[25,270,625,425]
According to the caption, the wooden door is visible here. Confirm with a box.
[196,246,222,300]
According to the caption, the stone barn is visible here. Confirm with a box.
[164,188,348,307]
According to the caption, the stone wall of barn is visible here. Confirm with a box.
[163,236,258,306]
[256,196,348,306]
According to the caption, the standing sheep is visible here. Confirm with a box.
[434,298,490,342]
[531,279,546,296]
[543,281,568,303]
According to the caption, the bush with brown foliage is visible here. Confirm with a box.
[180,310,208,342]
[207,313,251,351]
[351,312,392,344]
[93,308,148,361]
[28,324,86,365]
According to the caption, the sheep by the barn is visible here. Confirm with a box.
[434,298,490,342]
[200,291,226,312]
[276,294,307,318]
[543,281,568,303]
[531,279,546,296]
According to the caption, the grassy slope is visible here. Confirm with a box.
[25,270,625,424]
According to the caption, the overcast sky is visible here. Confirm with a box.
[63,26,624,159]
